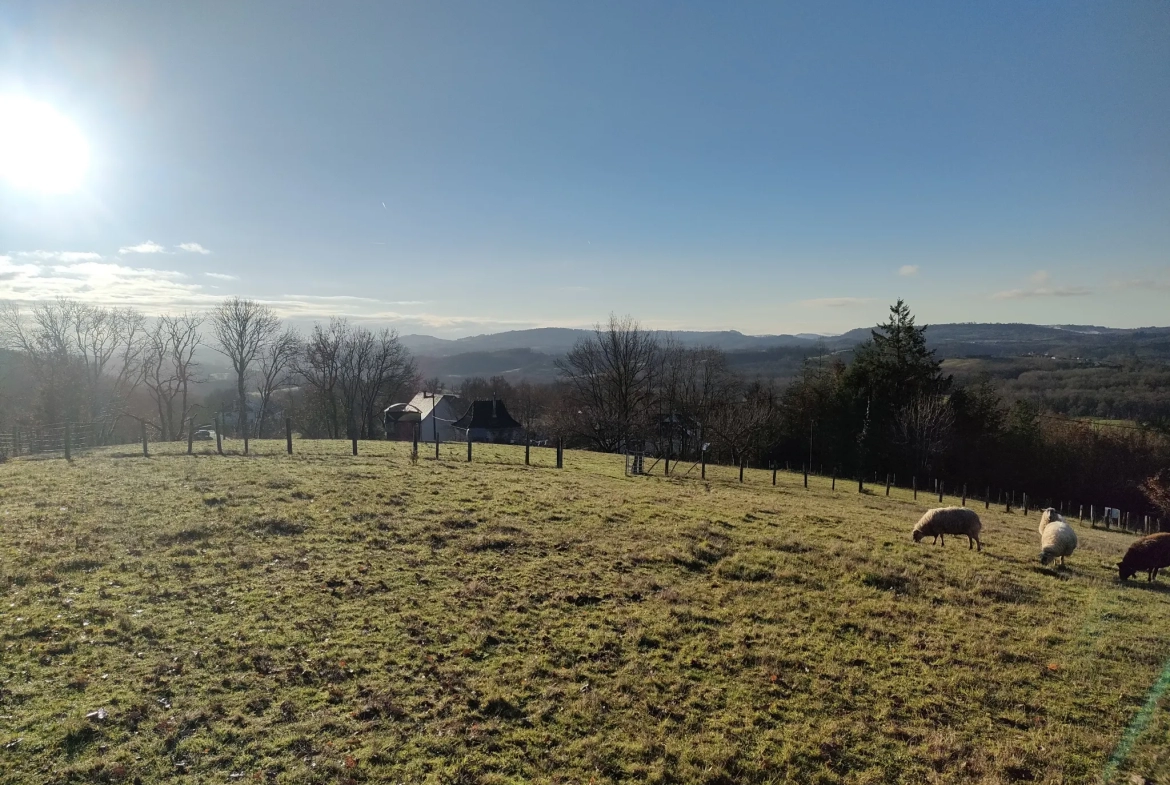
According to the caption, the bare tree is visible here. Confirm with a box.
[210,297,280,437]
[254,328,300,437]
[295,319,416,439]
[0,298,146,429]
[1141,469,1170,518]
[895,394,955,474]
[295,319,346,438]
[556,314,659,452]
[709,379,779,467]
[142,313,204,440]
[336,323,416,438]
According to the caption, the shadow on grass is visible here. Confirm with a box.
[1119,579,1170,595]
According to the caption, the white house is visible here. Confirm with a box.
[384,392,467,442]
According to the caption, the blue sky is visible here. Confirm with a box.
[2,1,1168,336]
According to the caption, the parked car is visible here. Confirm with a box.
[193,429,215,441]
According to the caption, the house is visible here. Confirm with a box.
[384,392,466,442]
[451,399,523,443]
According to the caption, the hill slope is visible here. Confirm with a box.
[2,442,1169,783]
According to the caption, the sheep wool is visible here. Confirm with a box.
[1038,507,1063,534]
[1118,533,1170,582]
[1038,508,1077,567]
[912,507,982,551]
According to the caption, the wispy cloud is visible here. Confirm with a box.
[898,265,919,277]
[205,272,238,281]
[15,250,102,263]
[119,241,167,254]
[992,270,1090,300]
[800,297,874,308]
[1,254,216,312]
[1111,277,1170,292]
[178,242,211,254]
[992,286,1091,300]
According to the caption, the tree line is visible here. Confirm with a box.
[2,296,1166,521]
[0,297,417,441]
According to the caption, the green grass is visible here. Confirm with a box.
[2,439,1169,784]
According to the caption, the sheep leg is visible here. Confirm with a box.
[976,537,981,552]
[939,533,944,547]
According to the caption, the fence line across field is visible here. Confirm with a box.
[3,418,1163,535]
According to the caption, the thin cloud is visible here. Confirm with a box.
[16,250,102,263]
[1111,278,1170,292]
[898,265,919,277]
[119,241,167,254]
[0,258,215,312]
[205,272,238,281]
[1030,270,1051,285]
[800,297,874,308]
[992,286,1091,300]
[178,242,211,254]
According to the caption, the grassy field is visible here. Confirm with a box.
[2,439,1169,784]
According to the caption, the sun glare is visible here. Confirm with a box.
[0,95,90,193]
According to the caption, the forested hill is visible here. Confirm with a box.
[409,323,1170,386]
[403,323,1170,358]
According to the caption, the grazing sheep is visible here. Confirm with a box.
[1118,532,1170,582]
[912,507,982,551]
[1038,507,1077,567]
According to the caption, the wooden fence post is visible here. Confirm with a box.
[885,473,891,496]
[141,421,149,457]
[525,431,530,466]
[858,474,863,494]
[831,471,836,491]
[962,484,967,507]
[803,464,808,488]
[286,418,293,454]
[739,460,744,483]
[412,423,419,460]
[773,466,777,486]
[187,418,194,455]
[1023,493,1029,516]
[352,437,358,456]
[664,451,670,476]
[938,482,944,504]
[436,431,441,460]
[64,422,71,460]
[467,430,472,463]
[985,487,990,510]
[701,449,706,480]
[556,438,563,469]
[912,476,917,500]
[215,414,223,455]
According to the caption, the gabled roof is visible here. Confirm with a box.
[452,399,522,430]
[385,392,464,420]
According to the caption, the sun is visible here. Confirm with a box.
[0,95,90,194]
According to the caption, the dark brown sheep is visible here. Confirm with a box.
[1117,532,1170,582]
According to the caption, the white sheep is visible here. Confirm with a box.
[912,507,982,551]
[1038,507,1077,567]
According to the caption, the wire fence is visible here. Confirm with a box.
[2,417,1163,535]
[0,422,116,459]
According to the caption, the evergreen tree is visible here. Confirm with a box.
[844,300,951,475]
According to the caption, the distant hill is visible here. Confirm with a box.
[406,322,1170,388]
[400,328,818,358]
